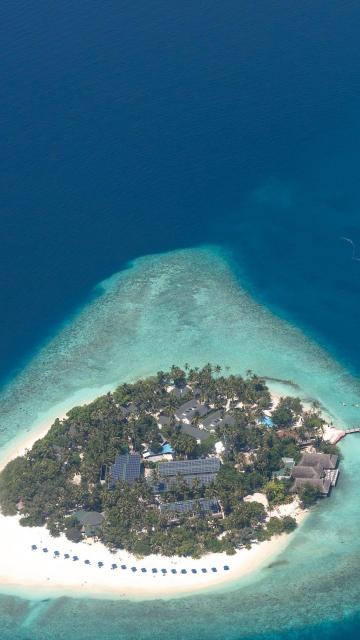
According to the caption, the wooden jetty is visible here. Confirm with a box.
[344,427,360,435]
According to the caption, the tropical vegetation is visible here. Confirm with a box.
[0,364,332,557]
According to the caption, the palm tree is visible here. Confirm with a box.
[192,411,201,427]
[150,467,160,486]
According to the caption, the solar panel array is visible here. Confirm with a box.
[166,473,218,488]
[160,498,220,515]
[158,459,220,477]
[110,453,141,485]
[126,453,141,482]
[111,455,126,483]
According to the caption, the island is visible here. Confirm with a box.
[0,365,340,562]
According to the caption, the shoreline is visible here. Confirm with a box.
[0,418,65,473]
[0,509,307,601]
[0,383,316,600]
[0,383,115,473]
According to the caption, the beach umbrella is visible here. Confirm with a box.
[201,568,207,573]
[42,548,48,553]
[131,566,137,572]
[171,569,177,574]
[223,565,230,571]
[98,561,104,568]
[152,568,157,573]
[180,569,187,574]
[73,555,79,561]
[191,568,197,574]
[84,559,90,565]
[161,568,167,574]
[64,554,70,559]
[54,551,60,557]
[121,564,127,570]
[141,568,147,573]
[211,567,217,572]
[31,544,37,550]
[111,563,117,570]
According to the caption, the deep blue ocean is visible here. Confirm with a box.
[1,1,360,638]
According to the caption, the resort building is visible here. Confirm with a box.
[152,458,220,492]
[296,432,318,447]
[180,423,211,443]
[74,510,104,537]
[157,414,172,429]
[159,498,220,517]
[109,452,141,487]
[291,452,339,496]
[175,399,211,424]
[142,443,174,463]
[119,402,139,418]
[199,411,235,432]
[99,463,108,484]
[169,384,192,400]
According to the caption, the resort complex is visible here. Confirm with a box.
[291,452,339,496]
[0,365,340,558]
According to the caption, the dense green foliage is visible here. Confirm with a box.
[271,397,303,428]
[0,365,325,557]
[264,479,290,506]
[298,483,321,508]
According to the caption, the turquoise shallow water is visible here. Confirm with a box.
[0,247,360,638]
[1,246,359,453]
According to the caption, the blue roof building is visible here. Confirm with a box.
[161,443,173,454]
[262,415,274,427]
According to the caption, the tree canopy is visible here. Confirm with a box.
[0,365,306,557]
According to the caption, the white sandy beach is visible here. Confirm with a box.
[322,424,346,444]
[0,418,66,471]
[0,388,310,599]
[0,508,305,599]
